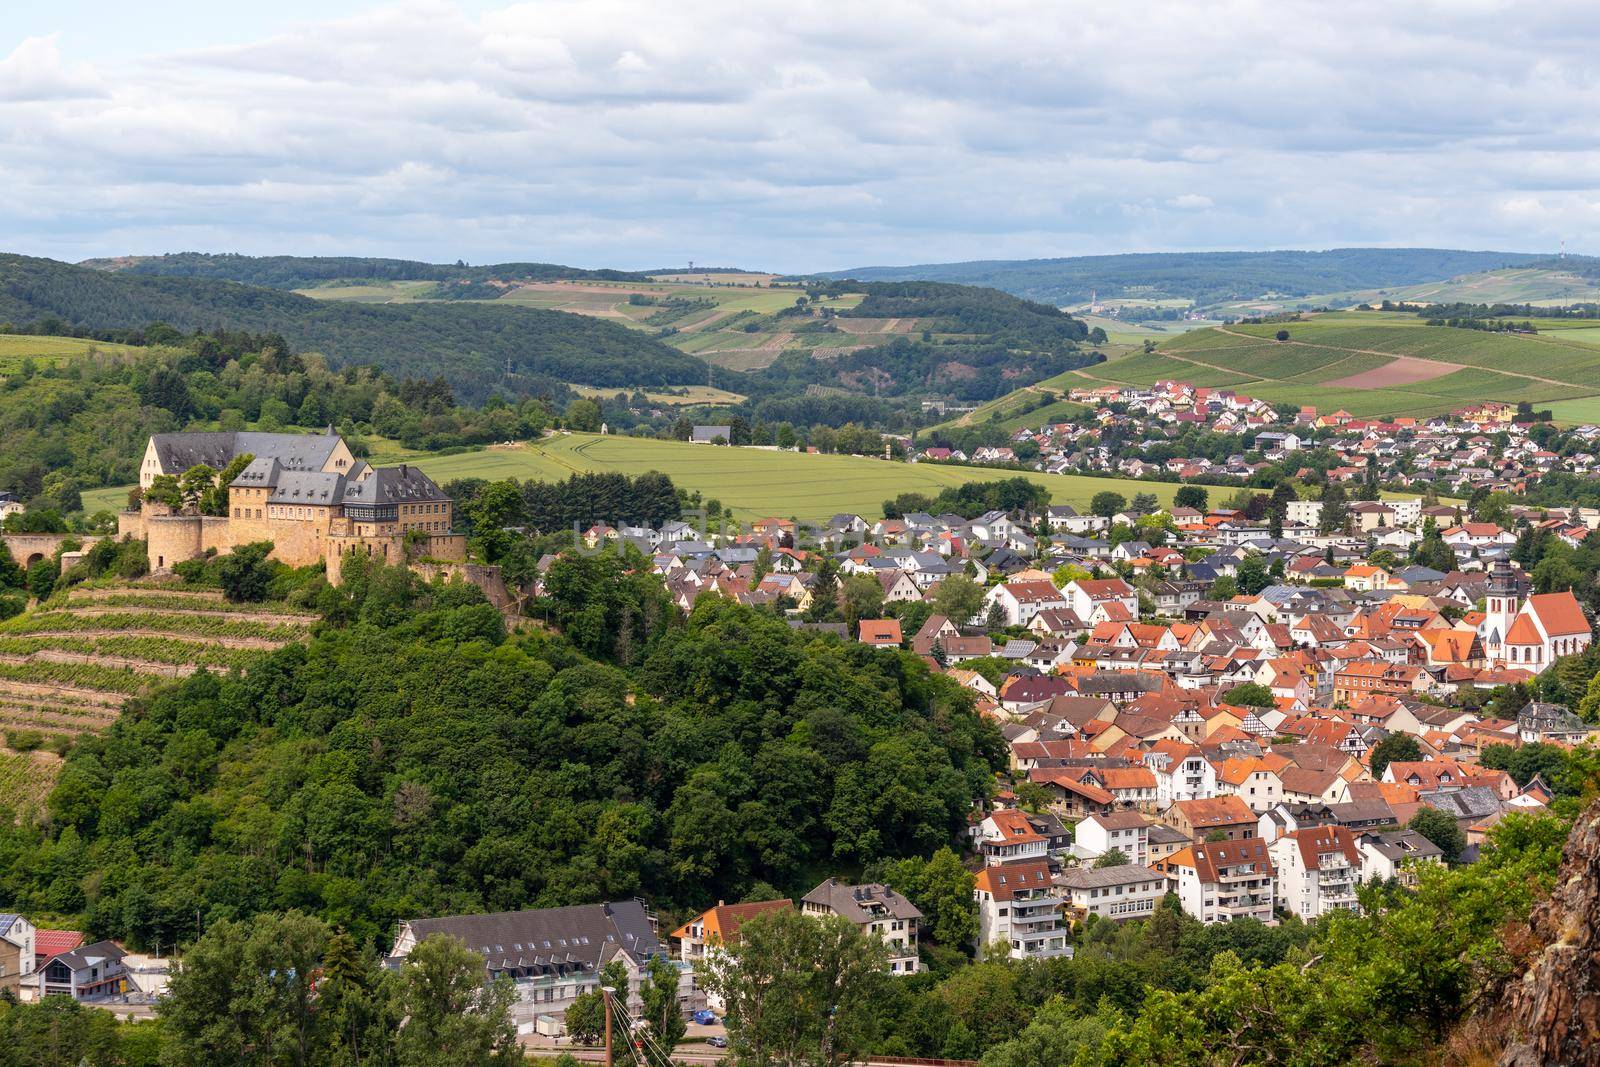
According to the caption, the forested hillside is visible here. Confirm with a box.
[81,252,648,289]
[745,280,1102,410]
[0,553,1002,951]
[0,254,704,399]
[818,248,1542,306]
[0,328,553,514]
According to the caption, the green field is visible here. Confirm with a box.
[0,333,151,372]
[1060,311,1600,417]
[390,434,1201,519]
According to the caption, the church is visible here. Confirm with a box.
[1479,558,1592,673]
[121,429,463,581]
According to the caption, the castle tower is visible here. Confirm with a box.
[1483,557,1519,658]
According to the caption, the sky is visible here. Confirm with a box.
[4,0,1600,273]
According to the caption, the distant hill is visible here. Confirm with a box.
[80,252,648,290]
[0,254,706,400]
[815,248,1546,307]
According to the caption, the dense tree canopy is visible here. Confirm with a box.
[0,562,1001,954]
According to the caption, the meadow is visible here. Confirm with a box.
[1062,311,1600,417]
[394,433,1195,519]
[0,333,152,372]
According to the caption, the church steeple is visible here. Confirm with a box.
[1484,557,1519,655]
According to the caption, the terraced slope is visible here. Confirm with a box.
[0,585,318,811]
[1070,311,1600,417]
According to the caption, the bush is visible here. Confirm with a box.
[6,729,45,752]
[217,542,275,603]
[0,595,24,621]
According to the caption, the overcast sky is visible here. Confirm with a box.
[4,0,1599,273]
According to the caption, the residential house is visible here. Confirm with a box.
[802,881,922,975]
[0,915,34,992]
[1056,865,1167,923]
[1269,826,1362,918]
[1358,830,1445,885]
[974,861,1071,960]
[1074,811,1150,866]
[1164,838,1276,925]
[1165,795,1258,842]
[36,941,129,1000]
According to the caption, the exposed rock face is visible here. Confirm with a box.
[1498,799,1600,1067]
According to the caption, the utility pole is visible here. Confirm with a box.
[602,985,615,1067]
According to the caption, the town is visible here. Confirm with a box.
[3,410,1594,1061]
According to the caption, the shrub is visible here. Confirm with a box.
[6,729,45,752]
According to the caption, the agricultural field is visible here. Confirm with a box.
[0,584,318,811]
[291,280,439,302]
[569,383,748,407]
[1066,311,1600,417]
[297,272,878,369]
[390,433,1196,520]
[0,333,152,373]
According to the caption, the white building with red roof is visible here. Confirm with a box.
[1269,826,1362,918]
[1479,559,1592,673]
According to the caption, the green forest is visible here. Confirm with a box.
[0,254,702,400]
[816,248,1542,306]
[80,252,648,289]
[0,550,1002,952]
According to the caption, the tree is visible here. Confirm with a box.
[179,464,220,511]
[698,910,886,1067]
[1094,849,1131,868]
[881,847,977,952]
[1275,329,1290,342]
[1174,485,1209,512]
[841,574,885,628]
[1222,683,1275,708]
[1208,575,1238,600]
[1090,491,1127,519]
[1319,483,1348,534]
[391,934,520,1067]
[932,576,984,626]
[639,953,687,1065]
[1236,554,1270,595]
[565,398,603,433]
[1128,492,1160,517]
[218,542,275,602]
[1266,481,1296,540]
[1369,733,1422,779]
[1407,808,1466,863]
[1415,521,1456,573]
[159,911,334,1067]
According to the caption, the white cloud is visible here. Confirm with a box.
[2,0,1600,270]
[0,35,105,102]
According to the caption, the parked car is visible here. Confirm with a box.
[707,1036,728,1048]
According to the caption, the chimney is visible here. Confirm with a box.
[400,464,408,478]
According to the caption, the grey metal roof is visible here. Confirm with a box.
[47,939,126,971]
[1057,864,1164,890]
[153,429,341,475]
[802,880,922,923]
[269,470,346,505]
[401,901,662,972]
[341,465,448,505]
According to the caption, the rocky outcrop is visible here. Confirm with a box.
[1497,798,1600,1066]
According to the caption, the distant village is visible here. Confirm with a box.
[921,380,1587,496]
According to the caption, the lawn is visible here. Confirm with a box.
[393,434,1197,520]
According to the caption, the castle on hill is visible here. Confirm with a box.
[122,429,463,581]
